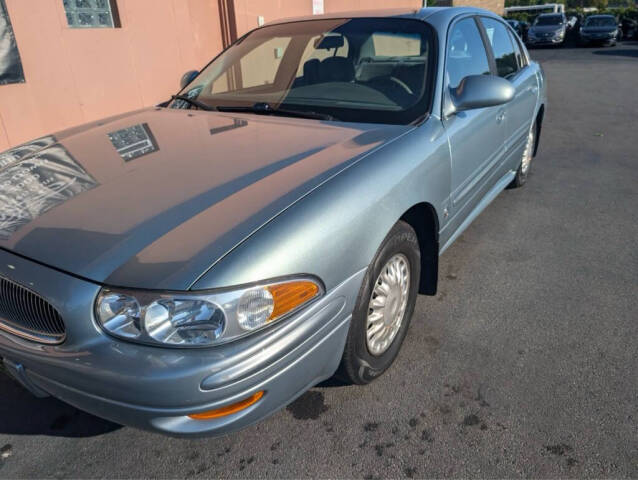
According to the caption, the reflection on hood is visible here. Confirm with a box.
[0,143,98,239]
[0,135,56,169]
[107,123,158,161]
[0,107,409,289]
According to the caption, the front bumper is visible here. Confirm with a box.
[580,34,616,44]
[0,249,364,436]
[527,35,564,45]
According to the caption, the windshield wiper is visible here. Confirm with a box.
[170,95,217,111]
[216,103,334,121]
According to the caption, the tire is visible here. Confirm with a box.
[509,121,536,188]
[336,221,420,385]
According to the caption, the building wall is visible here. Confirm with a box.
[233,0,422,37]
[0,0,422,151]
[453,0,504,14]
[0,0,223,151]
[324,0,421,14]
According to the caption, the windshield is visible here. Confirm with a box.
[171,18,435,125]
[585,16,616,27]
[534,15,563,26]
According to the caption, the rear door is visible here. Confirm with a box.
[479,17,538,171]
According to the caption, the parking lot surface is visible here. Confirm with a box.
[1,42,637,479]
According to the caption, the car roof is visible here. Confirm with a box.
[266,7,501,26]
[586,14,615,18]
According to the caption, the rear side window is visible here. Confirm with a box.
[507,30,526,69]
[363,32,421,57]
[296,34,350,77]
[480,17,519,78]
[445,18,491,89]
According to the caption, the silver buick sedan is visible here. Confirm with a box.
[0,7,546,436]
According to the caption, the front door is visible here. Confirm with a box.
[442,16,507,221]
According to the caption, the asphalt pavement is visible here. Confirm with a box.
[0,41,637,479]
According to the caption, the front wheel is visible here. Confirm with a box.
[336,221,420,385]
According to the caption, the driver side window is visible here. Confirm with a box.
[446,18,491,90]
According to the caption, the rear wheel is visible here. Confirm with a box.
[336,221,420,385]
[509,121,536,188]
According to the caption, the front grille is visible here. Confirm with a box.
[0,276,66,344]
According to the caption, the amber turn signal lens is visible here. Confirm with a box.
[267,281,320,321]
[189,391,264,420]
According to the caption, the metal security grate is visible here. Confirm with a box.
[0,277,66,344]
[62,0,119,29]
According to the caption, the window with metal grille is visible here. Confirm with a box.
[0,0,25,84]
[63,0,120,29]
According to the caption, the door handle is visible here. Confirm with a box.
[496,111,506,123]
[530,86,538,94]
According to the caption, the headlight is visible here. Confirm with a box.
[95,277,322,347]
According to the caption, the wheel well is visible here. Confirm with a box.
[400,203,439,296]
[533,104,544,157]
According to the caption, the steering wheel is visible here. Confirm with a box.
[366,75,414,106]
[387,76,413,95]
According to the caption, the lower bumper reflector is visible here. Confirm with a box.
[188,391,264,420]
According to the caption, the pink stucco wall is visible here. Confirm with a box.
[0,0,421,151]
[233,0,422,36]
[0,0,223,151]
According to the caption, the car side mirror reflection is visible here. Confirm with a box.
[180,70,199,90]
[446,74,515,117]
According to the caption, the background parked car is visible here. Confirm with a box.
[526,13,568,47]
[579,14,621,46]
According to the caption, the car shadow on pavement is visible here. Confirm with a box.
[593,48,638,58]
[0,371,120,437]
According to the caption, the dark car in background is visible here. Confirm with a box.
[579,15,621,46]
[526,13,568,47]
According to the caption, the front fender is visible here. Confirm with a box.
[191,120,451,292]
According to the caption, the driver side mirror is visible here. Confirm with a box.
[180,70,199,90]
[445,74,515,117]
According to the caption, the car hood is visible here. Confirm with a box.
[581,26,616,33]
[530,25,564,34]
[0,108,409,289]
